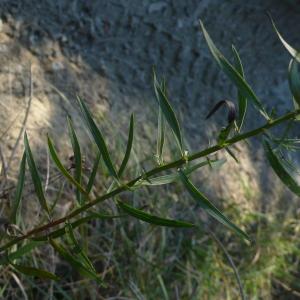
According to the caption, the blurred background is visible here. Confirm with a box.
[0,1,299,299]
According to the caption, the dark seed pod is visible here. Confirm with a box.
[206,100,236,124]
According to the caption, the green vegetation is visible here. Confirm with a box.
[0,17,300,299]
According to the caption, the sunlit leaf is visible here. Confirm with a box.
[264,140,300,197]
[153,70,183,154]
[47,135,87,196]
[11,263,59,281]
[118,113,134,177]
[232,45,247,131]
[24,132,50,216]
[118,201,194,228]
[77,96,118,181]
[10,151,26,224]
[179,171,250,241]
[200,21,269,120]
[67,116,83,205]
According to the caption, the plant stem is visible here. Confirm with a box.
[1,109,300,252]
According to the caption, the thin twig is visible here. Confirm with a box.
[0,109,300,252]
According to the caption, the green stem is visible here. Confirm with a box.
[1,109,299,252]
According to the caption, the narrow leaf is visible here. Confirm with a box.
[76,96,118,181]
[118,201,194,228]
[288,59,300,107]
[67,117,82,205]
[200,21,269,120]
[232,45,247,131]
[118,113,134,177]
[24,132,50,216]
[153,71,183,154]
[179,171,250,241]
[47,135,87,195]
[65,222,95,271]
[269,14,300,63]
[264,140,300,197]
[50,239,103,285]
[86,152,101,194]
[11,263,59,281]
[136,159,225,187]
[0,241,44,266]
[10,151,26,223]
[34,212,123,241]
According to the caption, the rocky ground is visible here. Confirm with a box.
[0,0,299,214]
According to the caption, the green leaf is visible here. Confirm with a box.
[50,239,104,285]
[118,201,194,228]
[76,96,118,181]
[153,71,166,165]
[153,70,183,154]
[34,212,122,241]
[11,263,59,281]
[200,21,269,120]
[47,135,87,196]
[86,152,101,194]
[218,123,234,146]
[179,171,250,241]
[65,222,95,271]
[10,151,26,224]
[118,113,134,177]
[0,241,44,266]
[288,59,300,113]
[24,132,50,216]
[67,117,83,205]
[269,14,300,63]
[232,45,247,131]
[264,140,300,197]
[136,159,225,187]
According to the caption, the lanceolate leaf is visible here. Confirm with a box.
[264,140,300,197]
[33,212,123,241]
[65,222,95,271]
[76,96,118,181]
[135,159,225,187]
[232,45,248,131]
[288,59,300,106]
[0,241,44,266]
[67,117,83,205]
[153,71,166,165]
[50,239,103,285]
[10,151,26,224]
[47,135,87,196]
[11,263,59,281]
[86,152,101,194]
[179,171,250,241]
[118,114,134,177]
[200,21,269,120]
[24,132,50,216]
[153,71,183,154]
[118,200,194,228]
[269,14,300,63]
